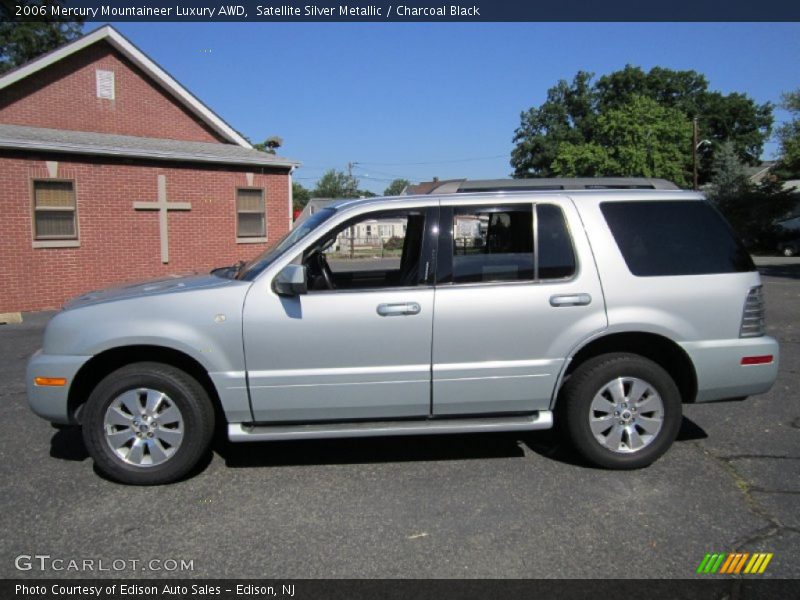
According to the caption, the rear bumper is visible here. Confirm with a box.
[26,350,92,424]
[680,337,779,403]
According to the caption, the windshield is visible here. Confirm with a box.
[237,208,337,280]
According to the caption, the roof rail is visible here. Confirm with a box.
[415,177,681,194]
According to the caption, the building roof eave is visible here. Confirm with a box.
[0,124,300,169]
[0,138,298,169]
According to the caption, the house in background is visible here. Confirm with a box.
[747,161,800,192]
[294,198,337,224]
[0,25,298,315]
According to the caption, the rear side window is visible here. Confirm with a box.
[441,203,576,284]
[537,203,576,279]
[451,205,534,283]
[600,200,755,276]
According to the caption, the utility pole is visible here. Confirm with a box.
[347,161,359,197]
[693,117,699,191]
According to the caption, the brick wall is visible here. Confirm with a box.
[0,154,291,313]
[0,41,225,143]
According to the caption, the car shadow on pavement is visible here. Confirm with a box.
[49,425,215,484]
[48,416,708,472]
[520,415,708,467]
[49,426,89,461]
[215,431,528,469]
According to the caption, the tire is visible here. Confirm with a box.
[782,246,796,257]
[558,353,682,469]
[82,362,215,485]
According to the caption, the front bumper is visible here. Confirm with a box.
[26,350,92,424]
[680,336,780,402]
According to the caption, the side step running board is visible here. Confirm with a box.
[228,411,553,442]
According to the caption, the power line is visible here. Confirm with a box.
[358,175,401,182]
[354,167,410,179]
[358,154,508,166]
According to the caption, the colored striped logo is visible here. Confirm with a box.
[696,552,773,574]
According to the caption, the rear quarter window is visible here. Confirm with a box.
[600,200,755,276]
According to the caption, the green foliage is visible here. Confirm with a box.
[773,89,800,180]
[707,143,796,252]
[707,142,795,251]
[384,178,410,196]
[512,65,773,185]
[551,96,692,186]
[383,236,404,250]
[312,169,360,199]
[253,136,283,155]
[712,184,796,251]
[708,141,751,199]
[292,181,310,211]
[511,71,596,181]
[0,14,83,74]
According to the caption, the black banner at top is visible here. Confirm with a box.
[4,0,800,22]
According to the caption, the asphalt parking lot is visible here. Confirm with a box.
[0,258,797,579]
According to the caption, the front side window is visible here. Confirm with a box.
[440,203,575,284]
[236,188,266,239]
[303,208,430,291]
[32,180,77,240]
[238,208,336,280]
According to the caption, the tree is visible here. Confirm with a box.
[707,141,795,251]
[253,136,283,155]
[383,178,410,196]
[292,181,310,212]
[711,183,796,251]
[312,169,360,199]
[773,89,800,180]
[0,15,83,74]
[551,96,693,186]
[707,141,750,199]
[512,66,773,185]
[511,71,596,180]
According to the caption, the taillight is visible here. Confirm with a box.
[740,286,765,338]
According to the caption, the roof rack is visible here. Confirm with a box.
[415,177,681,194]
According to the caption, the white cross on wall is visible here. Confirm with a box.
[133,175,191,263]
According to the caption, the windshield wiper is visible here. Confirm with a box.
[232,260,247,279]
[211,260,246,279]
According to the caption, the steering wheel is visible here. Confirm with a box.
[310,252,335,290]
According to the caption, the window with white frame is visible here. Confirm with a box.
[32,180,77,240]
[236,188,266,239]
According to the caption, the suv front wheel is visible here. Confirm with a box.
[559,353,682,469]
[82,362,215,485]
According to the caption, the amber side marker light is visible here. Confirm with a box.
[34,377,67,386]
[741,355,774,366]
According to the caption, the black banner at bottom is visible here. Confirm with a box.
[4,579,800,600]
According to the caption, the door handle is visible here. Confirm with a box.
[377,302,421,316]
[549,293,592,307]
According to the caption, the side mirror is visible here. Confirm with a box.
[272,264,308,297]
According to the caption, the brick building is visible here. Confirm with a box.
[0,26,297,314]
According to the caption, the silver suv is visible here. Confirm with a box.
[27,179,779,484]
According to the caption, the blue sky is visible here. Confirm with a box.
[106,22,800,193]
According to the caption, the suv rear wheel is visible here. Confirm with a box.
[559,353,682,469]
[82,362,215,485]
